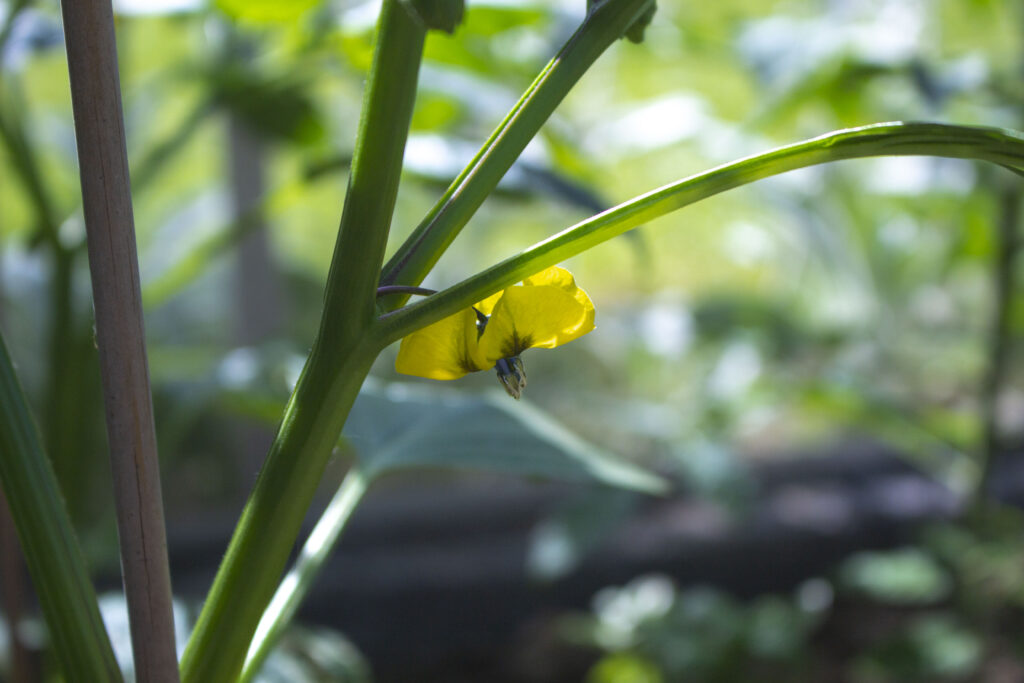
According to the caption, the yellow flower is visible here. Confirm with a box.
[395,266,595,398]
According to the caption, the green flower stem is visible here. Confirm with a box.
[238,468,371,683]
[376,284,438,297]
[180,3,425,681]
[378,0,655,304]
[0,333,122,682]
[379,122,1024,344]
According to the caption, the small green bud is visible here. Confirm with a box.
[402,0,464,34]
[586,0,657,44]
[624,2,656,44]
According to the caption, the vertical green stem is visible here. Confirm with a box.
[319,2,427,340]
[181,3,426,680]
[239,469,371,683]
[0,333,121,682]
[379,0,654,305]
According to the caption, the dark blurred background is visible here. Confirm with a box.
[3,0,1024,681]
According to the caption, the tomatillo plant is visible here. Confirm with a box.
[4,1,1024,682]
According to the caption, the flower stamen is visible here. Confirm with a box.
[495,356,527,400]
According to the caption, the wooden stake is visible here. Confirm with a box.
[59,2,179,680]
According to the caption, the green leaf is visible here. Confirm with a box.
[0,333,122,681]
[345,380,669,493]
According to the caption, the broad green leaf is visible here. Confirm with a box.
[345,380,668,493]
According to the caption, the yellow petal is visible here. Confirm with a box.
[524,266,595,333]
[476,280,595,366]
[521,266,576,289]
[395,308,486,379]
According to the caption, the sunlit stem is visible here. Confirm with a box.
[378,0,655,309]
[180,2,426,680]
[378,122,1024,345]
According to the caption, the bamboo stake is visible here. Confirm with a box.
[59,2,179,681]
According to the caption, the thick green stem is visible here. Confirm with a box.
[180,3,426,680]
[379,122,1024,344]
[320,1,427,339]
[181,345,377,682]
[378,0,654,304]
[239,468,371,683]
[0,333,122,682]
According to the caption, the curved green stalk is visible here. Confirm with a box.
[378,122,1024,344]
[239,468,371,683]
[0,333,122,682]
[378,0,654,304]
[180,2,425,680]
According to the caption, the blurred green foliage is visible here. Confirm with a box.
[567,575,827,682]
[3,0,1024,678]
